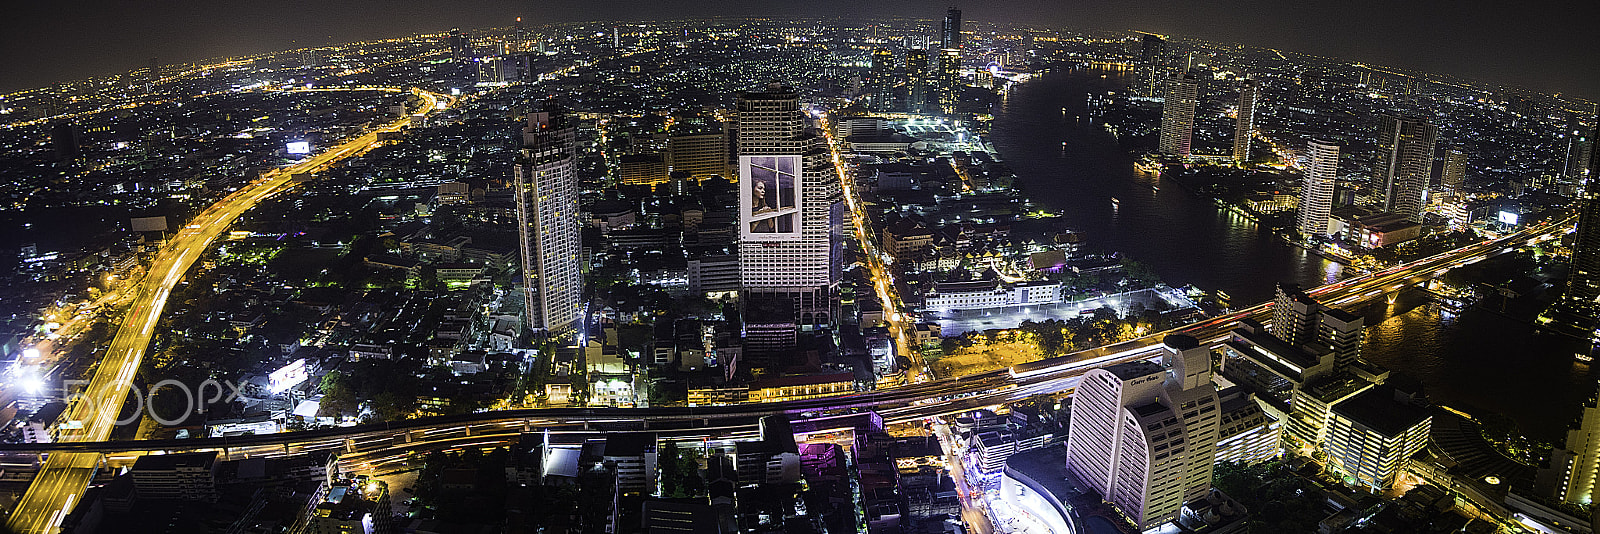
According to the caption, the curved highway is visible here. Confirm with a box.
[5,87,452,534]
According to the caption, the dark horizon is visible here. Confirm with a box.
[2,0,1596,103]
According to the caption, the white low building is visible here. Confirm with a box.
[923,279,1062,313]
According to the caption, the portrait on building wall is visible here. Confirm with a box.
[741,155,801,239]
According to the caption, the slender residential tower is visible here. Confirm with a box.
[1298,139,1339,237]
[1159,73,1200,156]
[1233,80,1259,163]
[1374,114,1438,223]
[515,109,583,333]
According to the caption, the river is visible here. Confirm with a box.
[990,68,1592,441]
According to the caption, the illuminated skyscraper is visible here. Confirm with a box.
[1140,33,1168,65]
[736,85,841,326]
[449,28,471,63]
[937,48,961,114]
[1566,139,1600,310]
[1159,73,1200,156]
[870,48,896,112]
[1374,114,1438,223]
[1066,335,1220,530]
[1566,122,1593,180]
[515,110,583,333]
[1298,139,1338,237]
[905,48,930,113]
[940,7,962,51]
[1440,148,1466,194]
[1271,282,1320,347]
[937,7,962,114]
[1233,80,1259,163]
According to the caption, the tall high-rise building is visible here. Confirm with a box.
[1158,73,1200,156]
[1318,309,1364,370]
[515,110,583,333]
[1233,80,1259,163]
[1298,139,1338,237]
[940,7,962,51]
[870,48,896,112]
[1066,335,1220,530]
[1140,33,1168,65]
[905,48,931,113]
[1566,122,1593,180]
[1566,136,1600,310]
[1543,383,1600,505]
[1374,114,1438,223]
[937,48,962,114]
[1271,283,1320,347]
[936,8,963,114]
[736,85,840,326]
[1440,148,1466,193]
[448,29,471,63]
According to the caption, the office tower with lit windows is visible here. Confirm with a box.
[515,110,583,333]
[1271,282,1320,347]
[1565,140,1600,310]
[1542,384,1600,505]
[1159,73,1200,156]
[1140,33,1168,65]
[1066,335,1220,530]
[1374,114,1438,223]
[1323,386,1431,491]
[1233,80,1258,163]
[905,48,930,113]
[870,48,896,112]
[937,8,962,114]
[1318,309,1364,369]
[941,7,962,50]
[937,48,961,114]
[667,131,730,182]
[449,28,472,63]
[1298,139,1338,237]
[1439,148,1466,194]
[1566,122,1593,180]
[736,85,840,326]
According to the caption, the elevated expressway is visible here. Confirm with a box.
[5,87,452,534]
[0,215,1570,480]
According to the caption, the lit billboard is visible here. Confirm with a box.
[285,141,311,155]
[740,155,802,241]
[1498,211,1519,225]
[269,358,309,393]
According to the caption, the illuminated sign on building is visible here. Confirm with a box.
[1498,210,1519,225]
[286,141,311,155]
[740,155,802,241]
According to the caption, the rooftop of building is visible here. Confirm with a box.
[1333,386,1431,437]
[604,432,659,457]
[1103,360,1165,382]
[133,451,217,471]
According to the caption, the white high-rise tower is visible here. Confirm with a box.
[1233,80,1259,163]
[736,84,841,326]
[1066,335,1220,530]
[1298,139,1339,237]
[515,110,583,333]
[1159,73,1200,157]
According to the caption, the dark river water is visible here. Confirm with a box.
[990,69,1593,441]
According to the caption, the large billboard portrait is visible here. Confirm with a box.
[740,155,802,241]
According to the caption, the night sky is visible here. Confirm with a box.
[2,0,1595,101]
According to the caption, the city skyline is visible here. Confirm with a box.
[0,10,1596,534]
[5,2,1600,103]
